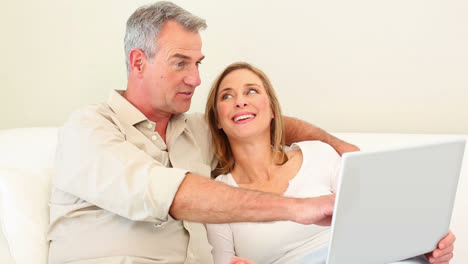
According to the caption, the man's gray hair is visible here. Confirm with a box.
[124,1,207,74]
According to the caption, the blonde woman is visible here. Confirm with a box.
[205,62,455,264]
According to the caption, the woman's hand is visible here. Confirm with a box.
[425,230,455,263]
[229,256,256,264]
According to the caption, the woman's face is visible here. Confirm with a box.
[216,69,273,141]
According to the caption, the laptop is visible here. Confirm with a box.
[325,139,465,264]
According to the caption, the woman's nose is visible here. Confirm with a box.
[235,96,247,108]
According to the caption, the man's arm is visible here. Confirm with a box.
[170,173,334,225]
[283,116,359,155]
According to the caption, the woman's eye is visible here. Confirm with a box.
[222,94,232,100]
[247,89,258,94]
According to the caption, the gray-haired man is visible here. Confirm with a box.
[47,2,453,264]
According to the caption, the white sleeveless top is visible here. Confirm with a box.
[206,141,341,264]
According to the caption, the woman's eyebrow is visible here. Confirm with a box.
[218,87,233,94]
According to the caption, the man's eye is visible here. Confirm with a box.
[196,61,202,67]
[176,62,184,68]
[247,89,258,94]
[222,94,232,100]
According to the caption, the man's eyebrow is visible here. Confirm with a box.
[171,53,205,62]
[171,53,190,60]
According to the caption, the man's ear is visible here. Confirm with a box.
[128,49,146,78]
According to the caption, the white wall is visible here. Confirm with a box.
[1,0,467,133]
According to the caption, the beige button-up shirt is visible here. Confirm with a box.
[48,90,217,264]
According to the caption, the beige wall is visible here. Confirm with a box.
[1,0,467,133]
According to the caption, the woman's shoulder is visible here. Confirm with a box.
[291,140,338,155]
[291,141,341,169]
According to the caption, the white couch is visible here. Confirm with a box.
[0,127,466,264]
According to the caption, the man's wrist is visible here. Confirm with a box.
[284,197,302,223]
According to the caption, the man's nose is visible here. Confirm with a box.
[184,67,201,87]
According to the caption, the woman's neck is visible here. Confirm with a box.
[229,135,277,184]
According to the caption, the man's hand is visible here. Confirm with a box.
[293,194,335,225]
[425,231,455,264]
[333,140,360,156]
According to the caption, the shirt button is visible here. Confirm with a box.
[151,135,157,141]
[147,123,152,129]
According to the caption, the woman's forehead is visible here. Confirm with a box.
[219,69,263,89]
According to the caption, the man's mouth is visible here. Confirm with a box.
[178,91,193,98]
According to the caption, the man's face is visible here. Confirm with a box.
[143,20,204,115]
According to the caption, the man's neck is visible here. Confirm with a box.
[152,117,170,143]
[123,88,171,142]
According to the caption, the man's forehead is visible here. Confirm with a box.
[157,35,202,50]
[156,21,203,58]
[157,40,203,62]
[160,47,204,62]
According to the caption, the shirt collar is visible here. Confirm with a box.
[107,90,147,126]
[107,89,188,126]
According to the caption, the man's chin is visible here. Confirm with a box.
[173,104,191,115]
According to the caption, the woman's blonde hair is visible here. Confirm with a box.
[205,62,288,177]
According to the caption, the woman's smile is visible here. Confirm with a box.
[232,112,256,124]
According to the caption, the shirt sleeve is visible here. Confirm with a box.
[205,223,236,264]
[53,107,187,223]
[329,146,342,193]
[186,112,218,171]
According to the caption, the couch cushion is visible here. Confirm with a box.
[0,168,53,264]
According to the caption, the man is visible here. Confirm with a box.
[48,2,454,264]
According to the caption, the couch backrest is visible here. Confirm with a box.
[0,128,467,264]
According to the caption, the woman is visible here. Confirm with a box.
[205,62,455,264]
